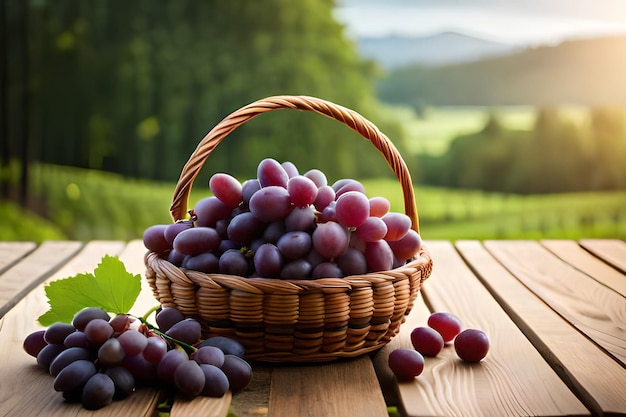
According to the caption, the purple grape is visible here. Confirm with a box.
[254,243,283,277]
[227,212,265,243]
[365,240,394,272]
[117,329,148,356]
[122,353,157,381]
[183,252,220,273]
[174,360,205,396]
[388,229,423,261]
[369,196,390,217]
[72,308,111,331]
[220,354,253,392]
[249,186,293,222]
[355,216,388,242]
[193,196,232,227]
[257,158,289,188]
[410,326,444,357]
[284,206,316,232]
[281,161,300,178]
[143,336,168,364]
[262,220,286,243]
[198,336,246,358]
[280,259,313,279]
[312,221,349,259]
[287,175,318,208]
[104,366,135,399]
[82,373,115,410]
[303,168,327,187]
[311,261,343,279]
[83,319,114,344]
[313,185,335,212]
[428,312,463,343]
[319,201,337,223]
[336,247,367,276]
[156,307,185,332]
[173,227,221,256]
[98,338,126,367]
[157,349,188,383]
[454,329,490,362]
[219,249,250,276]
[335,191,370,228]
[191,346,225,367]
[37,343,66,370]
[164,221,194,246]
[53,359,96,392]
[23,330,47,357]
[388,348,424,380]
[333,179,366,198]
[165,318,202,345]
[242,179,261,205]
[381,212,412,241]
[199,364,230,397]
[44,322,76,345]
[50,347,93,376]
[277,231,312,260]
[209,172,243,209]
[143,224,170,253]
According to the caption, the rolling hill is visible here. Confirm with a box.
[376,35,626,107]
[356,32,520,69]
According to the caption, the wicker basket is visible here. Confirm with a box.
[145,95,433,362]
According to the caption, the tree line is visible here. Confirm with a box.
[417,106,626,194]
[2,0,409,204]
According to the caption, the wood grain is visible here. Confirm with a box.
[268,356,388,417]
[541,239,626,297]
[579,238,626,274]
[0,241,83,319]
[458,240,626,416]
[0,241,36,274]
[0,241,165,417]
[484,240,626,365]
[402,240,589,417]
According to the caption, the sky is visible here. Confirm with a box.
[334,0,626,46]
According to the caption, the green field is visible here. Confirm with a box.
[1,164,625,243]
[390,105,591,156]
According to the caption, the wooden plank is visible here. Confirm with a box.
[396,240,589,417]
[541,239,626,297]
[118,239,233,417]
[371,292,432,407]
[0,241,36,274]
[268,356,389,417]
[0,241,83,319]
[579,238,626,274]
[0,241,161,417]
[484,240,626,366]
[458,240,626,416]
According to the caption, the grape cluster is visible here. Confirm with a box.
[23,307,252,410]
[143,158,422,279]
[388,311,490,380]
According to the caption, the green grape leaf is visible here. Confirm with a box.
[38,255,141,326]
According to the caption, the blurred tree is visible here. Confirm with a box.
[4,0,409,191]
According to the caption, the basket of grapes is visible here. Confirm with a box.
[143,95,433,362]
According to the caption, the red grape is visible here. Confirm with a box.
[388,348,424,380]
[454,329,490,362]
[427,311,462,343]
[410,326,444,357]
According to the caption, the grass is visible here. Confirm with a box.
[390,104,591,156]
[2,164,625,243]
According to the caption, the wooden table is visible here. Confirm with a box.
[0,239,624,417]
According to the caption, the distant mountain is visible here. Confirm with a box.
[376,35,626,107]
[356,32,521,69]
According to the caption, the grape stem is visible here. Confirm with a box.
[136,309,198,354]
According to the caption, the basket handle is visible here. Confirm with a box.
[170,95,420,233]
